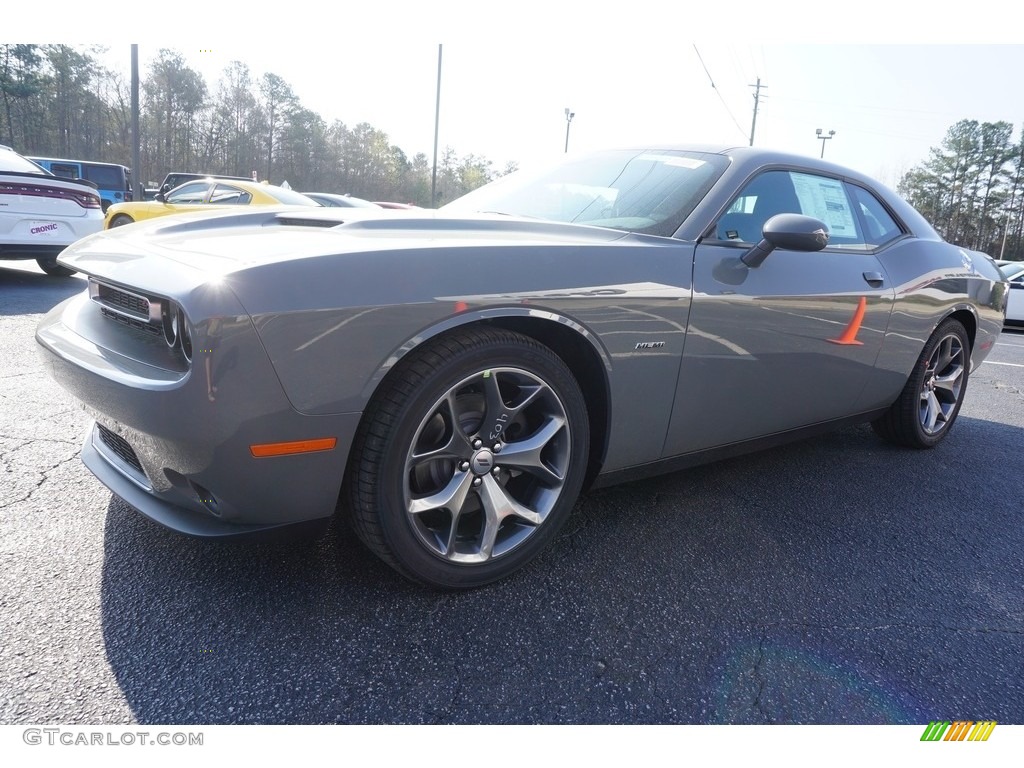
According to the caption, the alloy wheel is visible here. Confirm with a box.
[402,367,571,563]
[918,332,965,435]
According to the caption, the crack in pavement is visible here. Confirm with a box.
[0,453,81,510]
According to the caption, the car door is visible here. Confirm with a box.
[664,169,898,456]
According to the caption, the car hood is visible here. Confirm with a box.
[59,206,634,278]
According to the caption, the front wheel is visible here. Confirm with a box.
[108,214,134,228]
[872,318,970,448]
[345,327,590,589]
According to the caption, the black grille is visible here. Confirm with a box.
[97,424,144,474]
[99,306,161,336]
[97,283,150,318]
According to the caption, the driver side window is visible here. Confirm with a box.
[714,171,803,244]
[712,170,879,251]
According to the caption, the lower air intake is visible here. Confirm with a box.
[97,424,144,474]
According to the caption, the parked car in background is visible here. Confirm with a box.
[302,193,381,209]
[104,179,320,228]
[37,145,1007,588]
[1001,261,1024,327]
[27,156,133,212]
[1,144,104,275]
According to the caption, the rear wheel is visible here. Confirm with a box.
[35,258,75,277]
[872,318,970,448]
[108,214,134,228]
[345,327,589,589]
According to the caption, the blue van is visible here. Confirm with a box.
[27,156,133,212]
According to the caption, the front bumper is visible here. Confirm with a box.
[37,291,362,536]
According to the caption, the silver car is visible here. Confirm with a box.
[36,146,1007,588]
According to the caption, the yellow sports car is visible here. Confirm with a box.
[104,179,320,228]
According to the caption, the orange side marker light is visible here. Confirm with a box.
[828,296,867,346]
[250,438,337,458]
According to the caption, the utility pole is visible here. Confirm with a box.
[564,108,575,153]
[749,78,766,147]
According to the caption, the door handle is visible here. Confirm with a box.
[863,271,884,287]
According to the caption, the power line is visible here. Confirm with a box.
[692,45,748,143]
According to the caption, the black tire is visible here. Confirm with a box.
[108,214,134,228]
[35,258,75,277]
[345,327,589,589]
[871,318,970,448]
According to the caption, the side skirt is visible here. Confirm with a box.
[590,408,890,489]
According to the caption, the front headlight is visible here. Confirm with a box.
[179,306,193,363]
[162,303,179,348]
[160,300,193,362]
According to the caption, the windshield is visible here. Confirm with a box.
[441,149,729,237]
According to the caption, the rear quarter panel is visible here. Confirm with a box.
[859,240,1004,411]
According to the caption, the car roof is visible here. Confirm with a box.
[168,178,269,192]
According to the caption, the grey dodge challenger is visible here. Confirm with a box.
[36,146,1008,588]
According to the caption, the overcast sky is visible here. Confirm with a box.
[11,1,1022,188]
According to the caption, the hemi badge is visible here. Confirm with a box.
[635,341,666,350]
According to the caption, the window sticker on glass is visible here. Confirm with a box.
[791,173,856,237]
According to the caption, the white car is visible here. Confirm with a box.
[0,145,104,276]
[1001,262,1024,327]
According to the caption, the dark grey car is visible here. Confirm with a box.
[36,146,1007,588]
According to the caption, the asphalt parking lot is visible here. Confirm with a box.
[2,260,1023,725]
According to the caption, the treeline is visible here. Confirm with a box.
[899,119,1024,260]
[0,44,512,205]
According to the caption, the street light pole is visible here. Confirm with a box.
[130,45,141,201]
[431,44,442,208]
[564,108,575,153]
[816,128,835,158]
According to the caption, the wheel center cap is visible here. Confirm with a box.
[470,449,495,476]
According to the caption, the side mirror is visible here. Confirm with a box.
[155,192,167,203]
[741,214,830,268]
